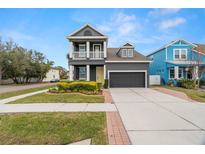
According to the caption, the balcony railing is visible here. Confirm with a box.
[73,51,86,59]
[72,51,104,59]
[90,51,104,59]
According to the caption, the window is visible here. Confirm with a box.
[178,68,183,78]
[169,68,175,79]
[84,30,92,36]
[181,49,187,59]
[127,49,133,57]
[122,49,127,57]
[174,49,180,60]
[79,44,86,58]
[174,49,187,60]
[79,44,86,52]
[79,67,86,80]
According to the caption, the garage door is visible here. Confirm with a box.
[109,72,145,88]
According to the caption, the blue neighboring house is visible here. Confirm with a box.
[147,39,205,85]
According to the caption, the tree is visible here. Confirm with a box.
[0,37,54,84]
[56,66,68,79]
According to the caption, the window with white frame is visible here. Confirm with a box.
[174,49,187,60]
[169,68,175,79]
[79,67,86,80]
[181,49,187,59]
[121,49,134,57]
[122,49,127,57]
[127,49,133,57]
[79,44,86,58]
[174,49,180,60]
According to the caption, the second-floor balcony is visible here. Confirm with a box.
[72,51,104,60]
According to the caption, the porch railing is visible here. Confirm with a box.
[90,51,104,59]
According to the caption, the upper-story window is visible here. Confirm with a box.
[121,49,133,57]
[173,49,187,60]
[79,44,86,52]
[84,30,92,36]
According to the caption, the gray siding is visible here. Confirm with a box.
[69,59,105,65]
[106,63,149,86]
[73,27,102,36]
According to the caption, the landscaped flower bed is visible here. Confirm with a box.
[49,81,102,95]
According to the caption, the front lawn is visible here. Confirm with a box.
[164,86,205,102]
[8,93,104,104]
[0,85,55,99]
[0,112,107,145]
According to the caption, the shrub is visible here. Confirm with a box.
[56,81,100,94]
[167,80,174,87]
[103,79,108,89]
[180,79,195,89]
[96,82,102,91]
[200,80,205,86]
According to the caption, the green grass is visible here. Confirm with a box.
[0,112,107,145]
[8,93,104,104]
[0,85,55,99]
[164,86,205,102]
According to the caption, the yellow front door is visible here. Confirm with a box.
[96,67,104,84]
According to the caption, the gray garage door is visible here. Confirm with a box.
[109,72,145,88]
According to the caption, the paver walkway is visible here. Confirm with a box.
[110,88,205,145]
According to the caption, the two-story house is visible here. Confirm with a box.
[147,39,205,85]
[67,24,151,88]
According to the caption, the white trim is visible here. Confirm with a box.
[86,41,90,58]
[165,47,168,60]
[168,67,175,80]
[103,65,106,80]
[93,43,102,51]
[68,36,107,39]
[105,60,152,63]
[69,65,74,81]
[147,39,197,57]
[86,65,90,81]
[193,49,205,56]
[173,48,188,60]
[121,49,127,57]
[103,41,107,58]
[108,70,147,88]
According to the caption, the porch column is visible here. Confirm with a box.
[86,65,90,81]
[69,65,74,81]
[174,66,179,79]
[69,42,74,58]
[103,65,106,79]
[194,66,199,79]
[86,41,90,58]
[103,41,107,58]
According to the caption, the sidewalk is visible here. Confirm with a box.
[0,103,117,113]
[0,89,48,104]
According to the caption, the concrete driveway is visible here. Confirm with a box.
[110,88,205,145]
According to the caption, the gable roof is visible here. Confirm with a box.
[68,24,106,37]
[147,39,197,57]
[107,48,151,62]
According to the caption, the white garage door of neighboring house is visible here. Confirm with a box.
[149,75,160,85]
[108,71,147,88]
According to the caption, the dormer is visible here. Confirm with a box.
[118,43,134,58]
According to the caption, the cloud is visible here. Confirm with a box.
[159,17,186,29]
[97,12,142,46]
[149,8,181,17]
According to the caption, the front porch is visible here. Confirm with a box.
[168,65,204,80]
[69,65,106,83]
